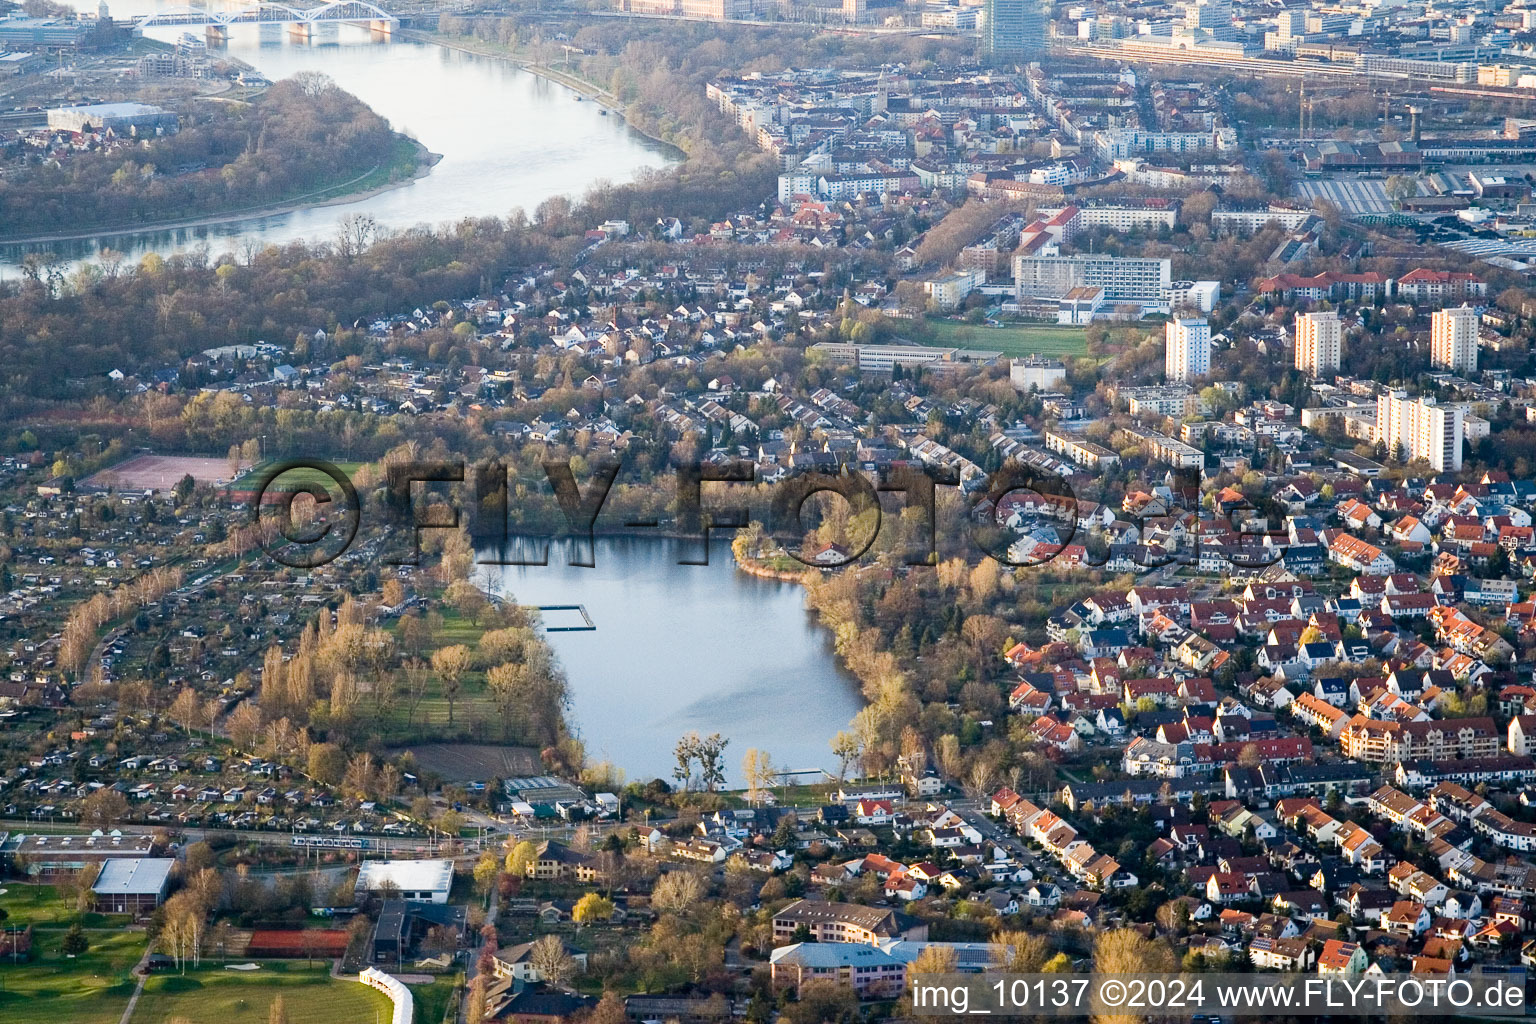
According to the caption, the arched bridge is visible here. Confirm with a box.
[134,0,399,41]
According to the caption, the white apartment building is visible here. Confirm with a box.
[924,269,983,310]
[1430,305,1478,375]
[1014,253,1172,304]
[1165,280,1221,313]
[1294,310,1342,377]
[1211,208,1313,234]
[1165,317,1211,383]
[1039,204,1178,233]
[1010,356,1068,392]
[1376,390,1464,472]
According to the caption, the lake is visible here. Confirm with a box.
[477,538,865,787]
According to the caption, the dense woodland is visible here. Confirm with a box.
[0,74,404,238]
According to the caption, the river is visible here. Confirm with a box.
[0,7,676,272]
[478,538,865,787]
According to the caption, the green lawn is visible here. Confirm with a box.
[228,460,365,493]
[129,962,392,1024]
[0,884,132,929]
[408,974,461,1024]
[917,319,1090,359]
[378,608,510,741]
[0,927,145,1024]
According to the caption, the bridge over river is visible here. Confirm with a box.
[133,0,399,42]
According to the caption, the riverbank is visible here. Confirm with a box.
[0,136,440,249]
[400,29,686,159]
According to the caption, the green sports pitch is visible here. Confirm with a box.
[917,319,1090,359]
[229,461,364,493]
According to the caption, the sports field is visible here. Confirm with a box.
[918,319,1090,359]
[82,454,236,492]
[229,461,364,493]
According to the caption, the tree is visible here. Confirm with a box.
[673,732,697,791]
[473,852,500,896]
[171,687,201,736]
[830,731,861,783]
[572,892,614,926]
[505,840,537,876]
[431,644,471,726]
[742,748,776,805]
[227,701,263,751]
[1092,929,1176,1024]
[783,979,858,1024]
[466,974,488,1024]
[697,733,728,791]
[343,752,377,800]
[436,810,465,840]
[652,870,704,915]
[401,658,430,727]
[61,923,88,956]
[445,579,489,625]
[486,661,529,740]
[307,742,347,786]
[588,993,627,1024]
[528,934,577,986]
[81,788,128,826]
[1042,952,1073,972]
[907,944,958,980]
[1384,174,1417,204]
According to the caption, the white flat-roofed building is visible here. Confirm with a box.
[47,101,176,134]
[1164,280,1220,313]
[1010,355,1068,392]
[1431,305,1478,375]
[92,856,174,914]
[1038,204,1178,233]
[1014,253,1172,304]
[923,269,983,310]
[1295,310,1342,377]
[1212,208,1313,233]
[1165,317,1211,383]
[1376,390,1464,472]
[1,830,157,878]
[355,858,454,904]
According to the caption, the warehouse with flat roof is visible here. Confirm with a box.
[355,858,454,904]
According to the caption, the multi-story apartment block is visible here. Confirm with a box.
[1340,716,1500,764]
[1376,390,1464,472]
[1164,317,1211,383]
[1014,253,1172,304]
[1430,305,1478,375]
[1295,310,1342,377]
[771,900,928,945]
